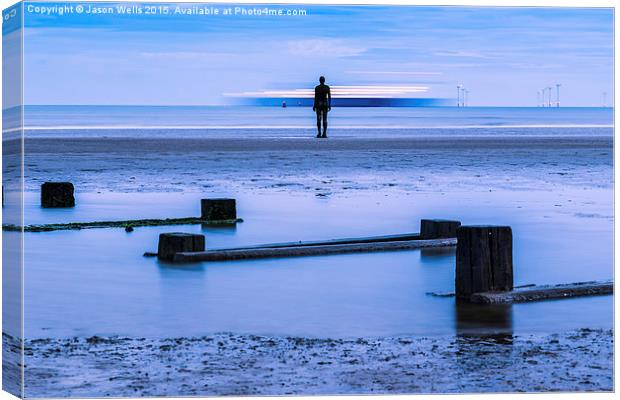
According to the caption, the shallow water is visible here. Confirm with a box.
[19,106,613,137]
[20,189,612,339]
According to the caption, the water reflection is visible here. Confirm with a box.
[454,302,515,382]
[420,246,456,260]
[156,259,206,272]
[455,302,513,344]
[201,224,237,234]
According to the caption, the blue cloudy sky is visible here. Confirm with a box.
[22,3,613,106]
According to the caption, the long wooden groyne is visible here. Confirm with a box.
[428,281,613,303]
[3,196,242,232]
[172,237,457,262]
[469,280,613,304]
[154,219,462,261]
[3,217,242,232]
[216,232,422,250]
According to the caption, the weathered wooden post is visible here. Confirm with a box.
[201,198,236,221]
[41,182,75,208]
[158,233,205,261]
[420,219,461,239]
[455,225,513,300]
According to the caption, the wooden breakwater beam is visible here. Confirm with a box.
[3,217,233,232]
[470,280,613,304]
[143,232,427,258]
[172,238,457,263]
[217,232,423,251]
[8,198,243,232]
[158,233,205,261]
[158,218,461,263]
[41,182,75,208]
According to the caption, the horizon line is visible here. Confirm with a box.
[11,104,616,109]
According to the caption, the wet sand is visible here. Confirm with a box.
[11,134,612,194]
[10,328,612,397]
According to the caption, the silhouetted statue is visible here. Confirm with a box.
[313,76,331,138]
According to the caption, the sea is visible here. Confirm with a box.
[6,104,614,138]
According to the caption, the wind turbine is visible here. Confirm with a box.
[547,87,553,107]
[456,85,463,107]
[555,84,561,107]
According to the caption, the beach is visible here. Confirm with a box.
[7,120,614,395]
[18,132,612,194]
[11,329,613,397]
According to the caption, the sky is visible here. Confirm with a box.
[20,3,614,106]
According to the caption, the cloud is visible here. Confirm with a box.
[287,39,366,57]
[433,50,490,58]
[140,51,234,60]
[346,70,442,76]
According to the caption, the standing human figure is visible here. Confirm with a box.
[313,76,331,138]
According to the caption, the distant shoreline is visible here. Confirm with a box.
[4,124,612,134]
[14,105,618,109]
[14,135,614,153]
